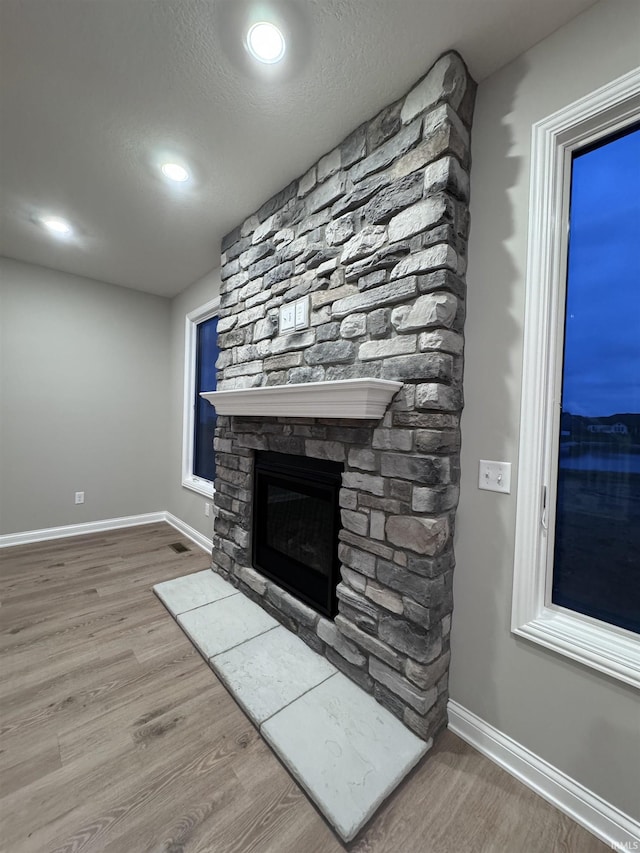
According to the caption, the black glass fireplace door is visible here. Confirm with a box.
[253,452,342,618]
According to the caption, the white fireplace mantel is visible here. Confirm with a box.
[200,378,403,420]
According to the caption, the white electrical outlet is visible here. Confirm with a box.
[74,491,85,505]
[205,502,210,517]
[478,460,511,494]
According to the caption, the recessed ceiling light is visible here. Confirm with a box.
[247,21,286,64]
[40,215,73,237]
[161,162,190,182]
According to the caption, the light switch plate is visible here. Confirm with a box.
[280,296,309,333]
[294,296,309,328]
[279,302,296,333]
[478,460,511,494]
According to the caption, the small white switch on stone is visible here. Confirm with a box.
[478,460,511,494]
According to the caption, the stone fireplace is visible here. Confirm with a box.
[207,51,476,742]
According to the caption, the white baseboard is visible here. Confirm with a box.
[448,700,640,849]
[164,512,212,554]
[0,511,212,555]
[0,512,167,548]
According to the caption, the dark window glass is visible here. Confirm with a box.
[193,315,218,482]
[552,125,640,633]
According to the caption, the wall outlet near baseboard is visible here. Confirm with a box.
[204,502,210,517]
[74,491,85,505]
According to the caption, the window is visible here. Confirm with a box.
[182,298,220,497]
[512,69,640,688]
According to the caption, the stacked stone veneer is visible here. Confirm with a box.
[211,52,476,742]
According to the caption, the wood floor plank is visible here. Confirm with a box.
[0,524,608,852]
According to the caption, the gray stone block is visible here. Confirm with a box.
[331,277,417,318]
[340,530,394,562]
[364,172,423,224]
[406,550,454,579]
[358,270,387,291]
[350,119,422,183]
[342,471,385,496]
[270,330,316,355]
[374,682,407,720]
[386,515,449,556]
[388,194,451,243]
[340,124,367,168]
[304,440,345,462]
[266,583,319,629]
[381,352,453,383]
[325,648,374,692]
[379,614,442,664]
[317,148,341,182]
[365,580,403,615]
[380,452,450,485]
[369,657,436,714]
[338,543,377,578]
[341,509,369,536]
[344,243,411,283]
[367,308,391,339]
[287,366,325,384]
[372,428,413,451]
[390,244,458,279]
[317,618,366,667]
[340,566,368,593]
[326,213,356,246]
[235,564,268,596]
[419,329,464,354]
[331,170,390,218]
[340,313,367,339]
[412,485,460,514]
[415,382,462,412]
[255,180,297,223]
[304,340,355,365]
[347,447,377,471]
[340,225,387,265]
[335,614,403,670]
[306,172,349,214]
[424,155,469,201]
[359,335,416,361]
[311,283,358,309]
[401,51,468,123]
[405,651,451,692]
[316,321,340,342]
[367,100,402,151]
[297,166,316,198]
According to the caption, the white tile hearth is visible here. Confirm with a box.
[177,592,278,658]
[154,572,429,842]
[153,569,237,616]
[262,672,428,841]
[212,626,337,725]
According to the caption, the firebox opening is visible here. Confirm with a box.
[252,451,343,619]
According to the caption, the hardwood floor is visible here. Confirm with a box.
[0,524,607,852]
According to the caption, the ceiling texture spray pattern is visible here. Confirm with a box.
[0,0,596,296]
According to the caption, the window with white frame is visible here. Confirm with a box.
[512,68,640,689]
[182,298,220,497]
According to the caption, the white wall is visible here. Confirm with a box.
[166,268,221,540]
[0,258,171,534]
[453,0,640,818]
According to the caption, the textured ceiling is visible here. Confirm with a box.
[0,0,597,297]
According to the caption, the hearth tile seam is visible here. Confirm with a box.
[170,590,240,616]
[255,671,339,727]
[207,623,281,667]
[153,588,278,667]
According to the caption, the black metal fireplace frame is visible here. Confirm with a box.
[252,451,342,618]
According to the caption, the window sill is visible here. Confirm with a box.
[182,476,214,499]
[513,606,640,690]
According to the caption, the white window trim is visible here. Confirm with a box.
[182,296,220,498]
[512,68,640,689]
